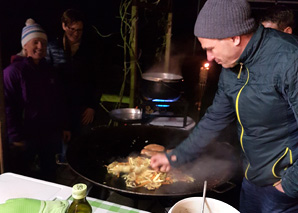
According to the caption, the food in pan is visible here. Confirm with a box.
[140,143,165,157]
[140,149,158,157]
[106,156,194,190]
[144,144,165,152]
[107,156,151,176]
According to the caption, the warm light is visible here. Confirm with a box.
[204,63,210,70]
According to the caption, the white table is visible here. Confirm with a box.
[0,172,150,213]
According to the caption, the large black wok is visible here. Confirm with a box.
[66,125,238,197]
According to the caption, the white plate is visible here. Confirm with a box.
[0,172,72,204]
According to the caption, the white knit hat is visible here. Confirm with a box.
[21,18,47,47]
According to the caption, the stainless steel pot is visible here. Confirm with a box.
[141,72,183,100]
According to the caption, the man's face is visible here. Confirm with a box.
[24,38,47,61]
[62,21,83,44]
[198,37,241,68]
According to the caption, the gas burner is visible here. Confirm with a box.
[140,97,189,127]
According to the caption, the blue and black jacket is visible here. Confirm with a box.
[167,25,298,198]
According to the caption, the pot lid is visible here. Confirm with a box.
[142,72,183,82]
[109,108,142,122]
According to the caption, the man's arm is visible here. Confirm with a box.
[167,80,236,167]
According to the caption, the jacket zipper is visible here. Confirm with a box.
[235,63,250,152]
[235,63,250,179]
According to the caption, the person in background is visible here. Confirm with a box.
[260,5,295,34]
[150,0,298,212]
[3,18,71,182]
[47,9,104,142]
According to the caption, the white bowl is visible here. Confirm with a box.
[168,197,239,213]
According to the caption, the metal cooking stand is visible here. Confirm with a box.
[140,98,189,128]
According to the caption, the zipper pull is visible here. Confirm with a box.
[237,63,243,79]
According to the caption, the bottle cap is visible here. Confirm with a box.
[72,183,87,199]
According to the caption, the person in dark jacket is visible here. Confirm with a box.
[150,0,298,212]
[46,9,104,140]
[3,18,71,182]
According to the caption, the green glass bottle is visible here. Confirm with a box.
[67,183,92,213]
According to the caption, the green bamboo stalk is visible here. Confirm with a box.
[129,0,138,107]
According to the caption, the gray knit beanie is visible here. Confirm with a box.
[194,0,256,39]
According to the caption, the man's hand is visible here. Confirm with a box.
[274,180,285,193]
[63,130,71,143]
[81,108,95,125]
[150,153,171,172]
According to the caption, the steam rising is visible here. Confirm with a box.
[144,55,184,76]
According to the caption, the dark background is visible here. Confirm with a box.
[0,0,199,69]
[1,0,298,65]
[1,0,298,116]
[1,0,298,208]
[0,0,201,101]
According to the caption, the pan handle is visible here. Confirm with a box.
[210,181,236,194]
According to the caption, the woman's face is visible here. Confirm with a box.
[24,37,47,62]
[62,21,83,44]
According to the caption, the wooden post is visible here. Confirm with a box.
[196,63,209,115]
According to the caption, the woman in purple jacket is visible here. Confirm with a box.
[3,18,70,182]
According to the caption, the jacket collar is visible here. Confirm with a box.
[237,25,265,66]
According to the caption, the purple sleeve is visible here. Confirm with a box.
[3,64,25,142]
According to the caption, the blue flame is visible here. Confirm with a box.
[155,104,170,108]
[152,96,180,103]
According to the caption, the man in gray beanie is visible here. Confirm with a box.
[151,0,298,212]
